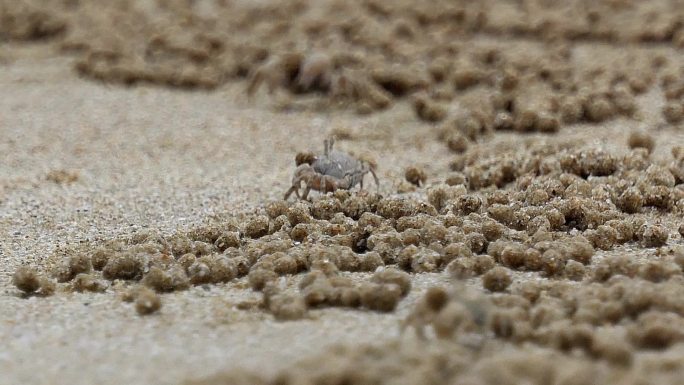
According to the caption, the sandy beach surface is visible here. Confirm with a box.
[3,1,684,384]
[0,49,458,385]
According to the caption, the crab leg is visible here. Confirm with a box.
[369,168,380,192]
[323,138,331,157]
[301,185,311,200]
[284,185,299,200]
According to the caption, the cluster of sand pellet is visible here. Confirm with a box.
[661,67,684,124]
[261,265,411,320]
[19,192,409,315]
[186,255,684,384]
[0,0,66,42]
[12,266,56,297]
[405,268,684,358]
[12,133,684,382]
[485,1,684,46]
[187,333,684,385]
[17,140,684,322]
[4,0,681,138]
[45,169,79,184]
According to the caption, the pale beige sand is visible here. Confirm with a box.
[2,38,684,385]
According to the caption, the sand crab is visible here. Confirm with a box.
[246,52,333,97]
[245,51,395,112]
[284,137,379,200]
